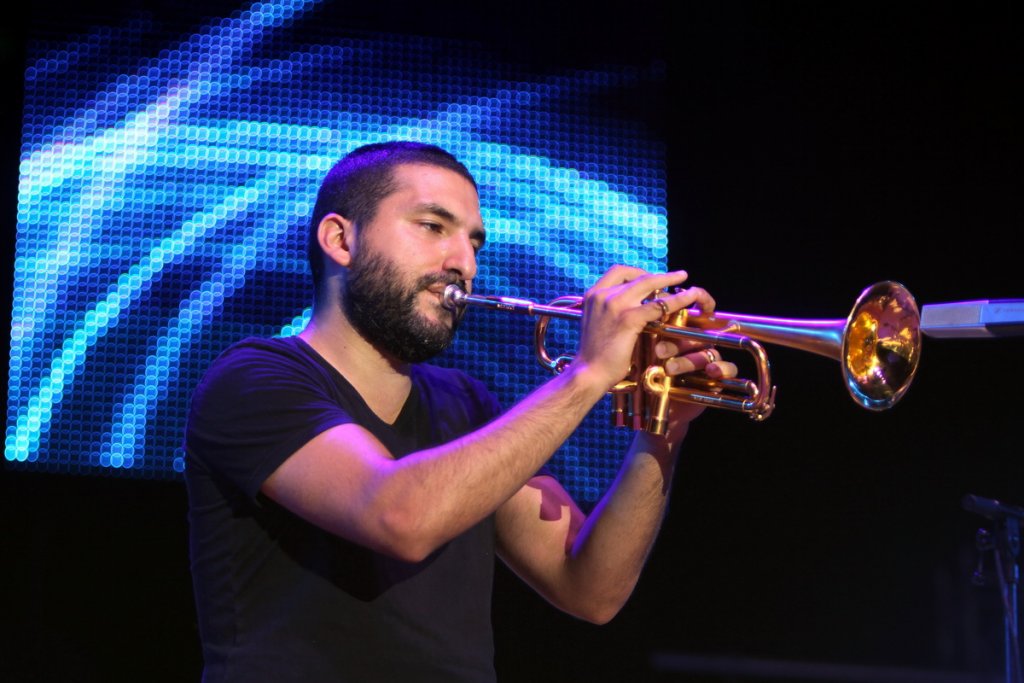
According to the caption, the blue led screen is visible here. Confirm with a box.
[7,0,668,505]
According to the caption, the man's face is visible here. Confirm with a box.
[340,164,485,363]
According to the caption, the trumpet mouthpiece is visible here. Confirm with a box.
[442,284,466,311]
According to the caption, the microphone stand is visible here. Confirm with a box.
[964,494,1022,683]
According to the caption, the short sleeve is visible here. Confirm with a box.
[184,337,356,498]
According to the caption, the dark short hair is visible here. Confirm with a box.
[307,141,477,295]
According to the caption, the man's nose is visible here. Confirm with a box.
[442,233,477,282]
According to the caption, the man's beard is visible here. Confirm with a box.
[342,249,461,364]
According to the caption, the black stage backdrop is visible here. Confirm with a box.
[3,2,1021,682]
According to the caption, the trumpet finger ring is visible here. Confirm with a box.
[651,298,670,321]
[704,349,717,365]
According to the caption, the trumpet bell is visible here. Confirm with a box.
[842,281,921,410]
[690,280,922,412]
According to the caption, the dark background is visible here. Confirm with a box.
[3,1,1021,681]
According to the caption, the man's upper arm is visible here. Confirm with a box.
[261,422,401,552]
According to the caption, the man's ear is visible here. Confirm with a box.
[317,213,356,268]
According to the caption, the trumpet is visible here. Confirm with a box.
[442,281,921,435]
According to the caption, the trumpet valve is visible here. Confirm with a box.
[666,308,689,328]
[611,392,629,428]
[641,365,672,436]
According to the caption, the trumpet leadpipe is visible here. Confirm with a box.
[443,285,583,322]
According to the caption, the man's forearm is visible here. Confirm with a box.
[559,427,685,621]
[379,362,612,558]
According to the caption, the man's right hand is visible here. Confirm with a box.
[572,265,716,391]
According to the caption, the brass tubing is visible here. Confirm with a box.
[441,280,921,430]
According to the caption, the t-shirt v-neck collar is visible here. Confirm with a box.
[290,336,421,430]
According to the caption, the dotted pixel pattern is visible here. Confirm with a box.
[8,0,668,507]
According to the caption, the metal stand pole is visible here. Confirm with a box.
[964,494,1022,683]
[996,517,1020,683]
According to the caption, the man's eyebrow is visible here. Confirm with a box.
[416,202,486,245]
[416,202,457,222]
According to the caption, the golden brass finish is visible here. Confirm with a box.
[443,281,921,435]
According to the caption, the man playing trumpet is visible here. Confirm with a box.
[184,140,735,681]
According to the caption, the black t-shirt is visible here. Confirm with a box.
[185,336,503,682]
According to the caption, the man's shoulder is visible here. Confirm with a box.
[194,335,328,393]
[216,334,304,357]
[206,335,312,369]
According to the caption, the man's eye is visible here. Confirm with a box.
[423,222,443,233]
